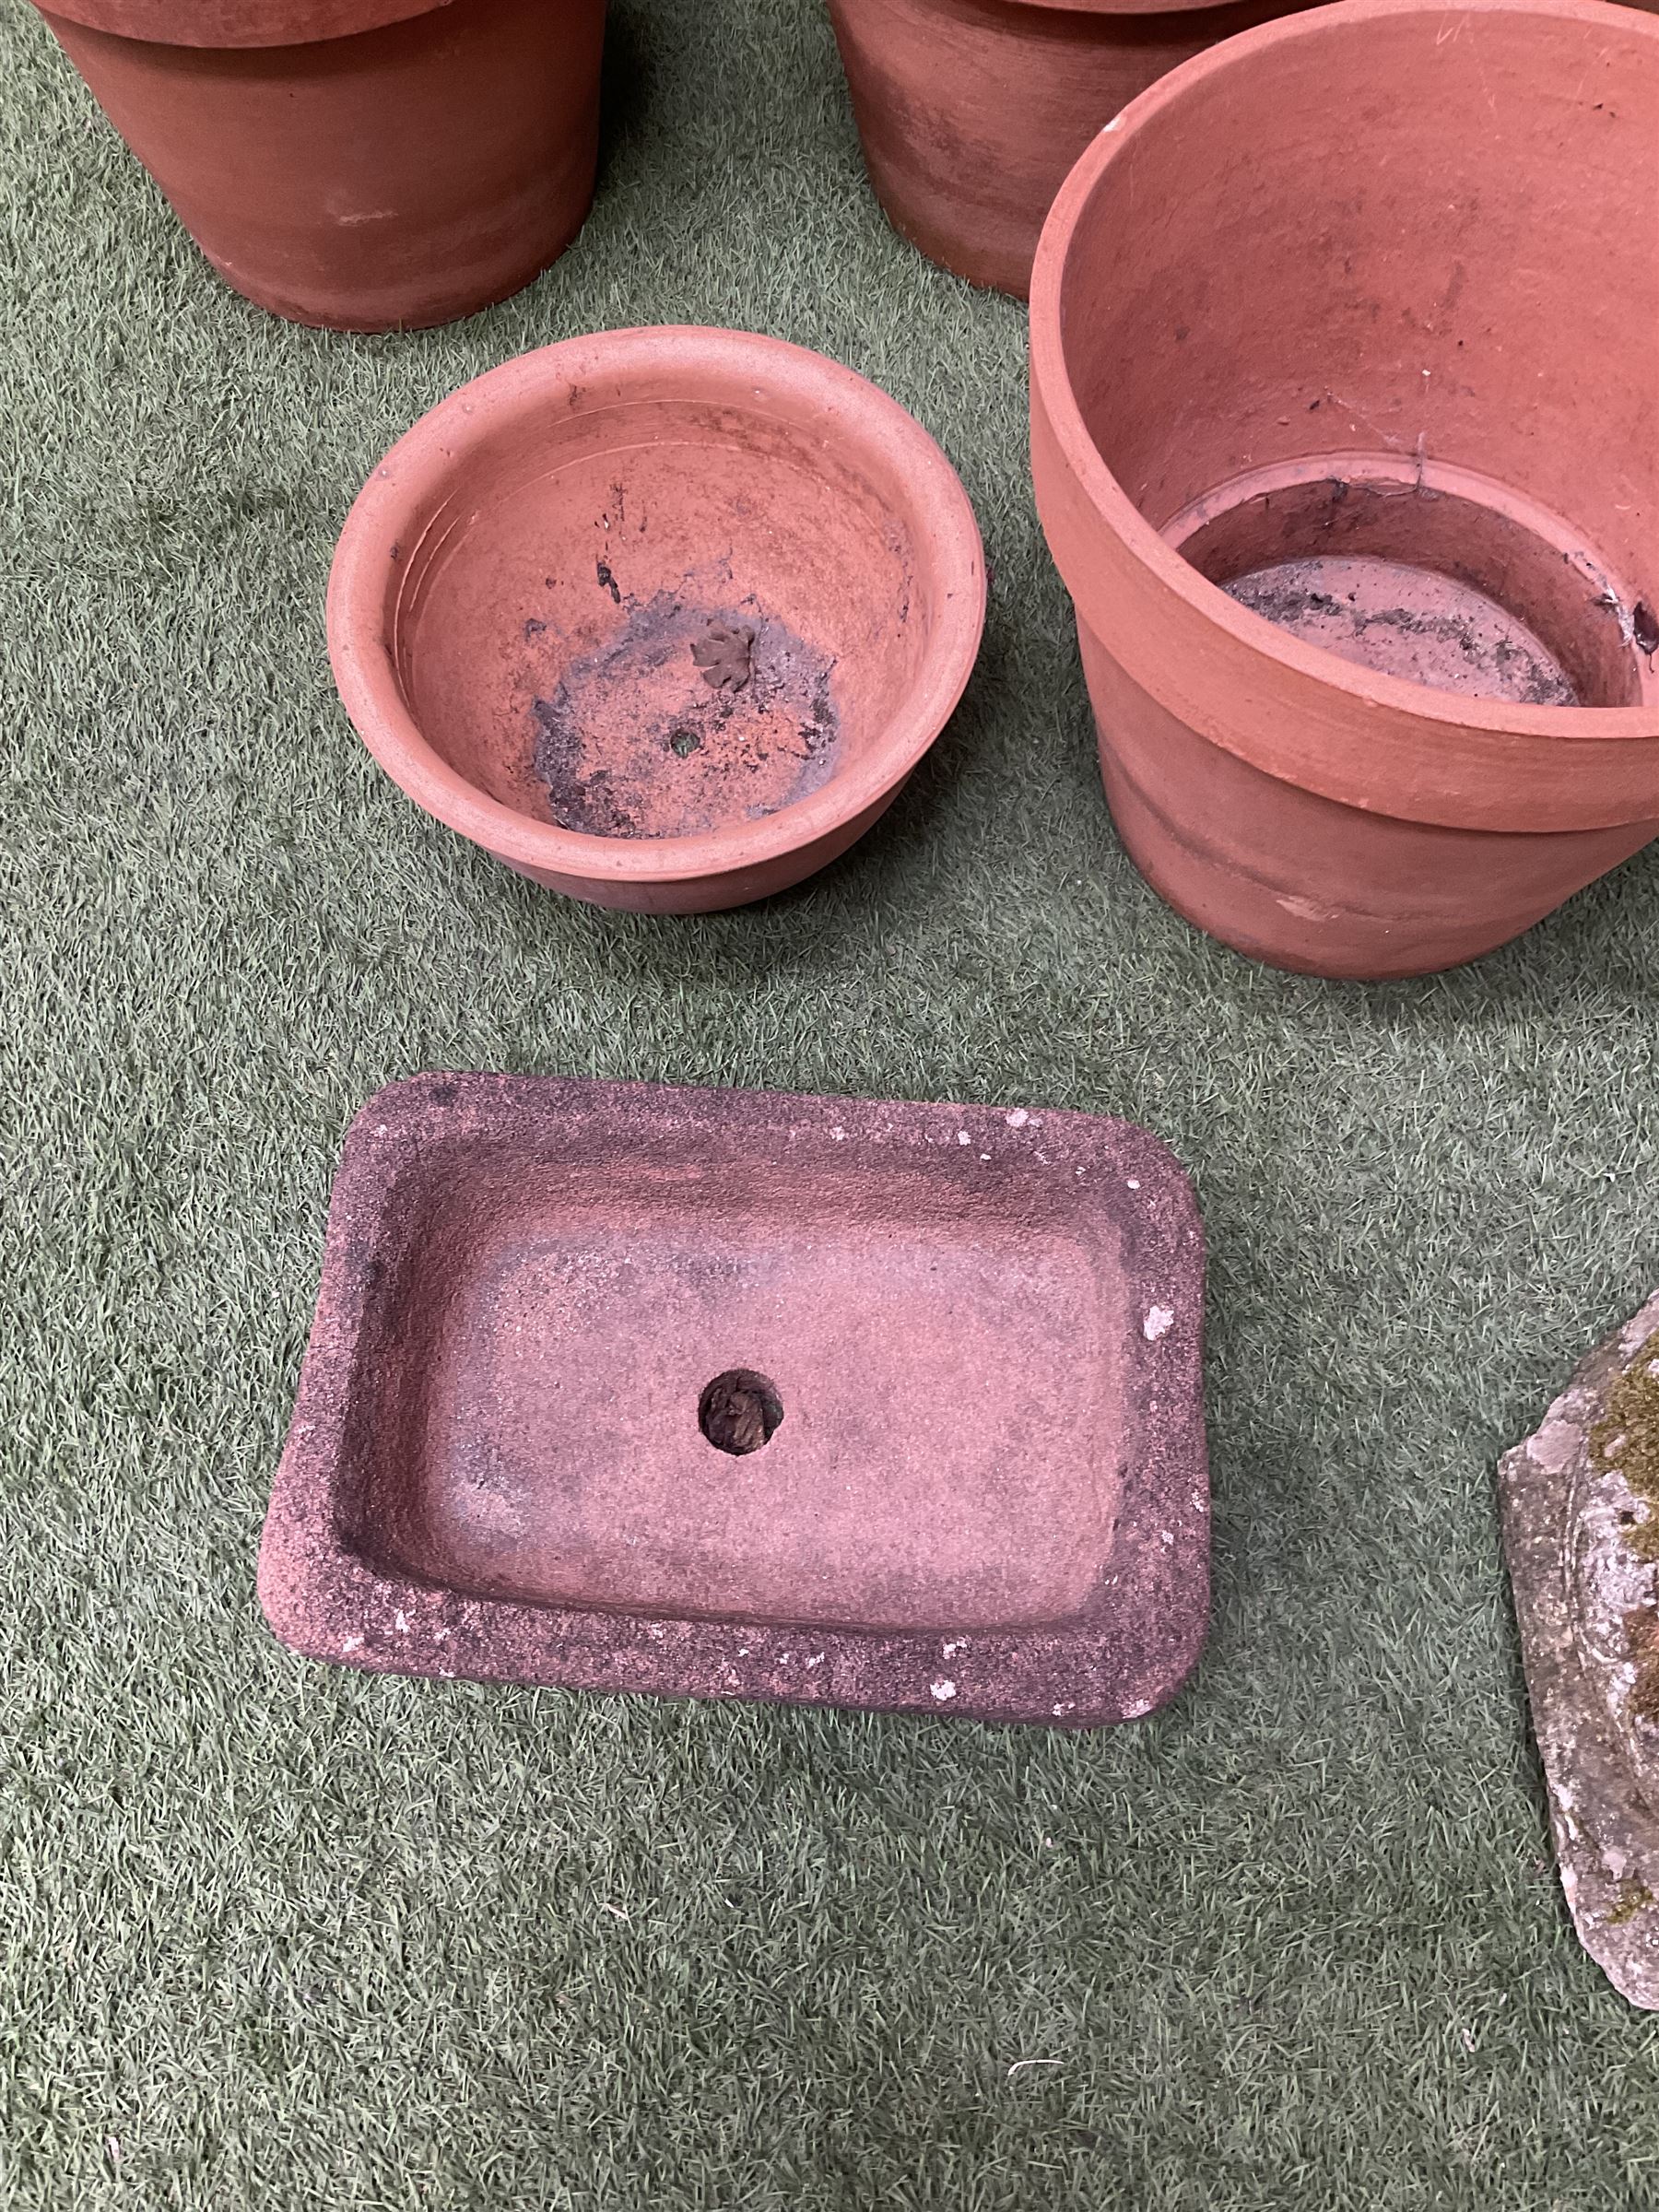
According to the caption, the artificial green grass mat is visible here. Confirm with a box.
[3,1,1657,2204]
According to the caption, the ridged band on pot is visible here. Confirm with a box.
[327,327,987,915]
[827,0,1312,300]
[1030,0,1659,977]
[35,0,606,331]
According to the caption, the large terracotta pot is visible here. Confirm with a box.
[1030,0,1659,979]
[328,328,985,914]
[34,0,606,331]
[826,0,1308,299]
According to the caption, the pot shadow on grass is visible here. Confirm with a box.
[593,4,658,194]
[1334,838,1659,1030]
[1107,814,1659,1035]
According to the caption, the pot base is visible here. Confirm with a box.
[827,0,1308,300]
[1167,453,1653,712]
[1079,621,1657,980]
[41,0,605,332]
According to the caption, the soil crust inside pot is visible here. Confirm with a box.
[1225,559,1576,705]
[528,589,841,840]
[1169,461,1653,710]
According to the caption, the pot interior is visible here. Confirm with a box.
[1059,4,1659,709]
[389,396,933,841]
[336,1117,1131,1635]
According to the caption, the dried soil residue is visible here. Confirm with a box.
[1227,555,1580,707]
[530,594,841,840]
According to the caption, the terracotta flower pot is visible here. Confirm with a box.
[1030,0,1659,979]
[826,0,1309,299]
[328,328,986,913]
[34,0,606,331]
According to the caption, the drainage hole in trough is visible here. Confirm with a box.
[700,1369,783,1456]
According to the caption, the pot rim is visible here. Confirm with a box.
[1029,0,1659,773]
[35,0,452,49]
[867,0,1265,17]
[327,326,986,893]
[989,0,1265,16]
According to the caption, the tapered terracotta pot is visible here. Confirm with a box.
[34,0,606,330]
[1030,0,1659,979]
[328,328,985,913]
[826,0,1309,299]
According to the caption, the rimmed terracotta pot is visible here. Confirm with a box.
[1030,0,1659,979]
[328,328,986,913]
[33,0,606,330]
[826,0,1311,299]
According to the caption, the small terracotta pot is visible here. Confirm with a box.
[826,0,1308,299]
[34,0,606,331]
[328,328,985,913]
[1030,0,1659,979]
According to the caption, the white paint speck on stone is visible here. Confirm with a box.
[341,1634,364,1653]
[806,1653,825,1668]
[394,1610,410,1633]
[958,1131,972,1147]
[931,1679,958,1701]
[1006,1109,1030,1128]
[1144,1305,1175,1340]
[943,1639,966,1656]
[1126,1178,1140,1191]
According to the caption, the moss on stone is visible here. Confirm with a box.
[1606,1877,1653,1929]
[1595,1331,1659,1723]
[1593,1329,1659,1565]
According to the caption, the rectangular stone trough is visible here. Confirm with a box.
[259,1075,1208,1727]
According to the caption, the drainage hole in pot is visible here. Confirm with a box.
[699,1370,784,1456]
